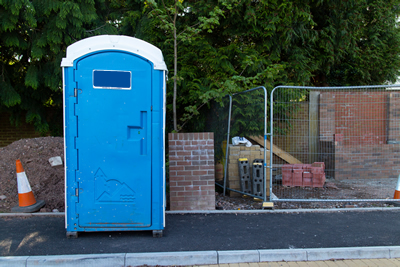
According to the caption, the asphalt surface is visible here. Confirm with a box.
[1,209,400,257]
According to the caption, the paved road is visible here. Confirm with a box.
[1,210,400,257]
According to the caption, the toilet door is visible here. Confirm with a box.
[74,51,152,228]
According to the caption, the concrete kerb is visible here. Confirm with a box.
[126,251,218,266]
[26,253,126,267]
[1,247,400,266]
[218,250,259,264]
[0,256,28,267]
[1,206,400,217]
[307,247,391,261]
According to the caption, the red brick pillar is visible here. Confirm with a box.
[168,133,215,210]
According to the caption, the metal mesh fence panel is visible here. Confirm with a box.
[271,85,400,202]
[209,88,269,200]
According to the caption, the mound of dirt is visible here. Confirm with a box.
[0,137,65,213]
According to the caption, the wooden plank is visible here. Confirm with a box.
[248,135,303,164]
[309,91,319,163]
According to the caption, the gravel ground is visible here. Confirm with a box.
[215,192,397,210]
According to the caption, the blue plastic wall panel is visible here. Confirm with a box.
[151,70,164,230]
[64,67,79,230]
[64,50,164,232]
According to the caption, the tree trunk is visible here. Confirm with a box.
[173,9,178,132]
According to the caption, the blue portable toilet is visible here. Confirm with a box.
[61,35,167,238]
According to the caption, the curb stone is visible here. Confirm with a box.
[26,253,125,267]
[126,251,218,266]
[1,246,400,267]
[218,250,259,264]
[306,246,390,261]
[0,256,28,267]
[259,249,307,262]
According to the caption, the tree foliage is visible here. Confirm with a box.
[131,0,400,133]
[0,0,119,134]
[143,0,227,131]
[1,0,400,134]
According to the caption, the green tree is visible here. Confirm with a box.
[129,0,400,133]
[0,0,119,134]
[1,0,400,136]
[142,0,228,131]
[311,0,400,86]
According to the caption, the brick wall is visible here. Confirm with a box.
[168,133,215,210]
[0,113,42,147]
[320,91,388,145]
[319,91,400,180]
[335,141,400,179]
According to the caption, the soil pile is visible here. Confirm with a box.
[0,137,65,213]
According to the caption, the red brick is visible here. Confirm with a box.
[192,160,207,166]
[177,191,193,196]
[176,140,191,146]
[168,141,176,146]
[177,171,192,176]
[192,151,207,155]
[184,166,200,171]
[170,196,185,202]
[192,141,207,146]
[170,176,185,181]
[169,161,177,166]
[177,161,191,166]
[169,166,184,171]
[193,181,208,186]
[185,186,200,191]
[193,170,207,176]
[200,185,215,191]
[177,181,192,186]
[176,151,192,156]
[184,146,199,151]
[169,155,184,161]
[184,176,199,182]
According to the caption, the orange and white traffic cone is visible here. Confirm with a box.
[11,160,45,213]
[394,174,400,200]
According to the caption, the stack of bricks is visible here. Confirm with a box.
[227,144,270,197]
[282,162,326,188]
[168,133,215,210]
